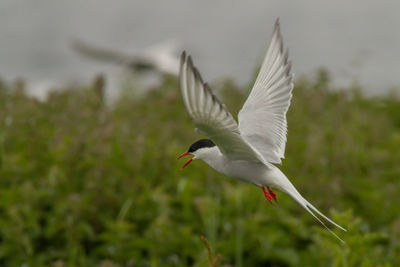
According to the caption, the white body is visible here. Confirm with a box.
[198,146,280,187]
[196,146,304,200]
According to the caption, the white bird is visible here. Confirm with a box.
[177,19,346,242]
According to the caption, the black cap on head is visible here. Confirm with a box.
[188,139,215,153]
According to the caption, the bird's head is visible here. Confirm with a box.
[177,139,216,168]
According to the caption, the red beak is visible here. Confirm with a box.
[177,152,194,169]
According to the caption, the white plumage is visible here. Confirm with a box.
[239,20,293,164]
[178,19,346,242]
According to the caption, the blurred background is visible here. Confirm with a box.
[0,0,399,266]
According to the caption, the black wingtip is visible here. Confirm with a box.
[179,51,187,77]
[192,66,204,84]
[203,82,213,96]
[187,55,193,69]
[180,51,186,64]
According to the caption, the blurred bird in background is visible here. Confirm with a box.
[72,38,181,76]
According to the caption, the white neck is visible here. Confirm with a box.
[194,146,226,172]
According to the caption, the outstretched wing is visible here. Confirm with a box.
[71,39,153,69]
[238,19,294,164]
[180,52,266,163]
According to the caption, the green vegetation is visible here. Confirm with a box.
[0,71,399,266]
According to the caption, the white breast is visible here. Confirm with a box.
[203,154,270,186]
[196,146,283,188]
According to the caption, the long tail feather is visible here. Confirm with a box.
[305,199,347,232]
[283,183,346,243]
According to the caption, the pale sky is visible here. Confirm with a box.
[0,0,399,96]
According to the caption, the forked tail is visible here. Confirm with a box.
[282,182,347,243]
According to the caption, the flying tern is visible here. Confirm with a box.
[72,39,180,76]
[177,19,346,242]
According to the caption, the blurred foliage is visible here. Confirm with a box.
[0,71,399,266]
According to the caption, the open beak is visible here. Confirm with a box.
[177,152,194,169]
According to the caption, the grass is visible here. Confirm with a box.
[0,70,399,266]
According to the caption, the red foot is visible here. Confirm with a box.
[267,186,277,202]
[261,186,274,204]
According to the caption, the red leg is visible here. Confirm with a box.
[261,186,273,204]
[267,186,277,202]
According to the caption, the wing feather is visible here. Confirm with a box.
[238,19,294,164]
[180,52,266,163]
